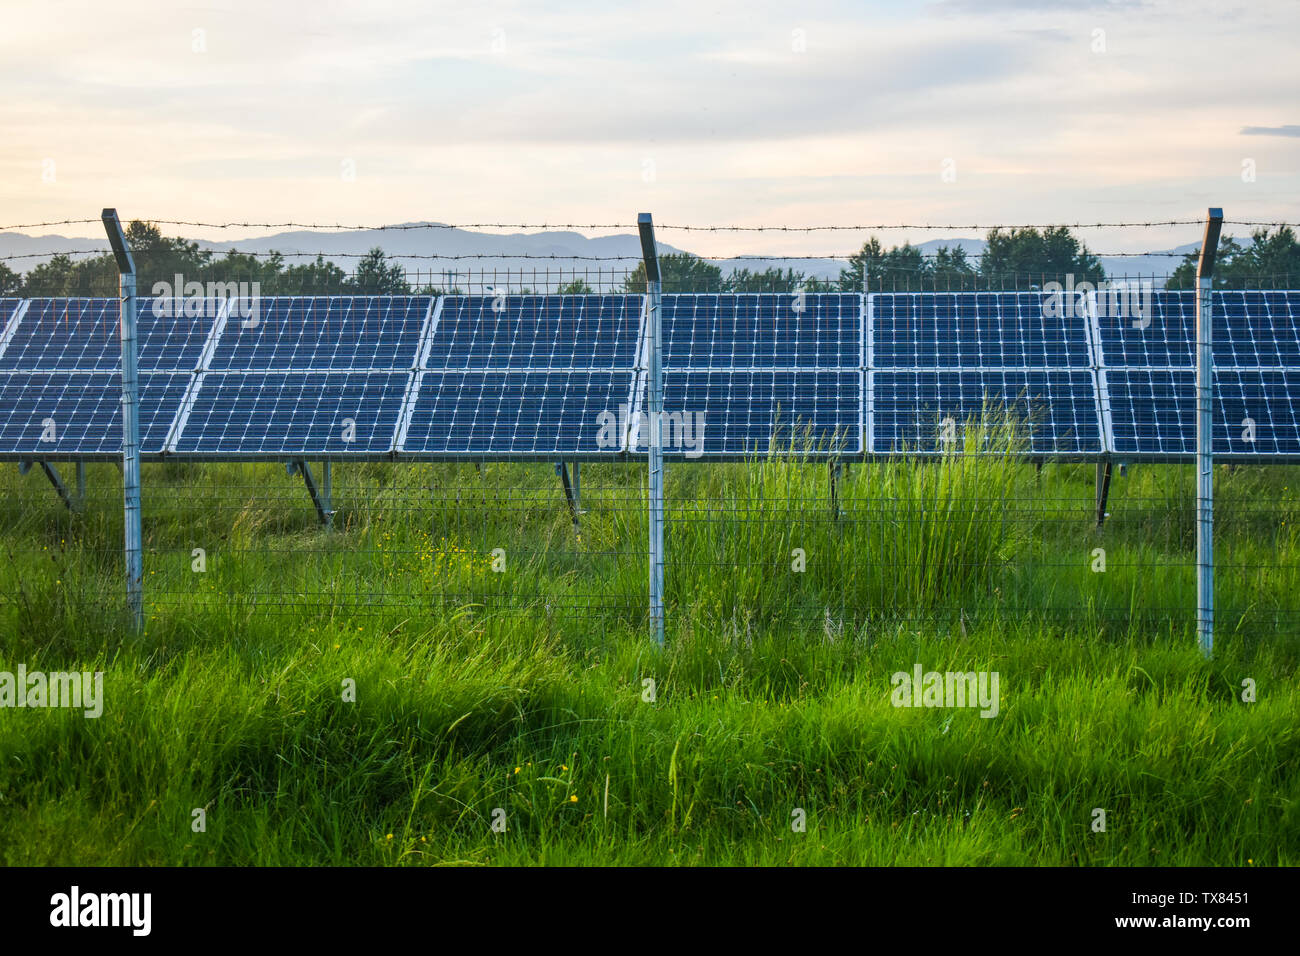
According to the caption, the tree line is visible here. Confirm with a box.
[2,220,1296,298]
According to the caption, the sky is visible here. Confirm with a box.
[1,0,1297,258]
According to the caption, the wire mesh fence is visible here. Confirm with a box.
[2,238,1299,647]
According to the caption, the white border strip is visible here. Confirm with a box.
[393,297,443,453]
[163,298,230,453]
[0,299,31,363]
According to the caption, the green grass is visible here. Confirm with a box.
[1,452,1297,865]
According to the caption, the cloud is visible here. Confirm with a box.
[1240,124,1300,137]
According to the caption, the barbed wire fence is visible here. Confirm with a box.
[2,216,1299,651]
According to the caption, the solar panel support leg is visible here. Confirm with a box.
[554,463,581,534]
[322,461,333,528]
[829,461,843,520]
[18,461,79,512]
[571,462,580,512]
[1095,460,1112,527]
[287,460,335,527]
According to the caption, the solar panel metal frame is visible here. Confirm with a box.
[0,369,192,460]
[163,296,436,460]
[208,294,434,372]
[625,293,865,461]
[0,298,215,462]
[392,294,645,460]
[867,291,1106,460]
[1091,289,1300,462]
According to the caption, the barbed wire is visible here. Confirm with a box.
[0,249,1211,266]
[4,217,1298,234]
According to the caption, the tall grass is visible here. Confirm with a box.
[0,446,1297,865]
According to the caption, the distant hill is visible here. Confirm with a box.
[0,225,1200,289]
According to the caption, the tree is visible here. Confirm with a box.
[124,220,213,289]
[838,238,976,291]
[21,252,116,296]
[979,226,1103,288]
[723,267,809,294]
[1166,226,1300,289]
[277,255,348,295]
[622,253,723,293]
[556,278,595,295]
[1,261,26,296]
[346,248,410,294]
[930,245,977,288]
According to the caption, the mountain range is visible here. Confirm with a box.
[0,224,1199,289]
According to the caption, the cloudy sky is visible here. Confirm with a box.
[1,0,1297,257]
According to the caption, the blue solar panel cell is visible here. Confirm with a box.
[1094,290,1300,368]
[872,369,1102,455]
[626,369,861,457]
[871,292,1091,369]
[0,298,219,371]
[1093,291,1194,368]
[1106,367,1300,457]
[425,295,643,370]
[1210,291,1300,367]
[173,371,408,455]
[1216,368,1300,455]
[210,296,431,371]
[662,293,860,368]
[0,370,188,456]
[402,370,636,455]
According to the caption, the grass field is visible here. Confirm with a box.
[1,450,1298,865]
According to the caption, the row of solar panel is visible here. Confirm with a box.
[2,366,1298,459]
[3,291,1300,372]
[1,292,1298,461]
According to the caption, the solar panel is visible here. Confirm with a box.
[0,297,221,371]
[210,296,432,371]
[872,292,1092,369]
[400,370,637,456]
[1094,290,1300,368]
[0,370,189,457]
[626,369,861,458]
[662,293,860,368]
[871,369,1103,456]
[1104,367,1300,458]
[425,295,643,369]
[171,371,409,456]
[1209,290,1300,367]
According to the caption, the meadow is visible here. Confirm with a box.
[1,449,1297,865]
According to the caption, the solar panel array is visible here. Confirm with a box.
[0,291,1298,462]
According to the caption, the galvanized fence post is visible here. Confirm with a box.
[639,213,665,645]
[1195,208,1223,657]
[102,209,144,632]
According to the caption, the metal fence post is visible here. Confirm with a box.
[1195,208,1223,658]
[639,213,665,645]
[102,209,144,632]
